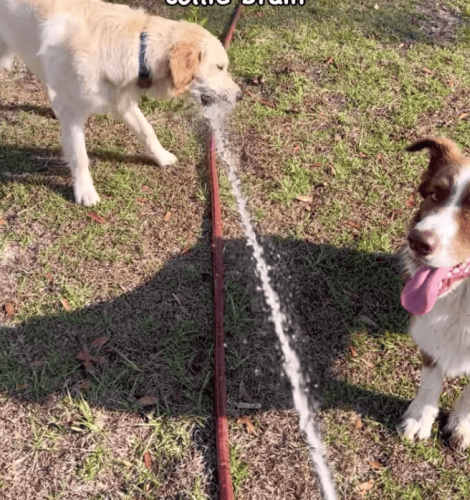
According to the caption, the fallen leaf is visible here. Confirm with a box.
[137,396,157,406]
[349,346,358,358]
[329,165,336,176]
[4,302,14,317]
[31,360,46,368]
[45,272,53,281]
[376,153,384,161]
[459,112,469,120]
[313,162,323,167]
[181,246,191,255]
[87,212,106,224]
[237,415,258,436]
[325,56,334,65]
[136,197,147,204]
[91,337,109,348]
[296,195,313,203]
[143,451,152,470]
[60,299,71,312]
[76,347,94,374]
[358,315,379,328]
[259,98,276,109]
[163,212,172,222]
[399,43,405,48]
[354,418,362,430]
[16,383,28,391]
[347,221,361,229]
[239,380,253,402]
[0,218,6,226]
[142,185,150,192]
[446,81,454,87]
[78,381,91,391]
[293,144,300,153]
[236,402,262,409]
[358,152,368,158]
[406,195,416,207]
[369,460,384,470]
[122,460,134,469]
[422,67,433,74]
[358,480,374,494]
[76,349,91,362]
[172,293,182,307]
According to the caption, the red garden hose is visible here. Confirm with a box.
[210,3,244,500]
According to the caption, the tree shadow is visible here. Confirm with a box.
[0,204,414,494]
[0,232,409,417]
[0,143,179,203]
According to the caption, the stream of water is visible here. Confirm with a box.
[204,104,338,500]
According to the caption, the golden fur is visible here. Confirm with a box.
[0,0,241,205]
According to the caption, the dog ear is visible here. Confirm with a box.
[406,137,462,172]
[169,42,201,91]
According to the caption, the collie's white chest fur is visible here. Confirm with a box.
[410,281,470,378]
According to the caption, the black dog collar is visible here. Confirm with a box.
[138,32,152,89]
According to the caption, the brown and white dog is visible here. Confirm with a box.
[0,0,242,205]
[401,137,470,447]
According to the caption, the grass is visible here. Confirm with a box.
[2,0,470,498]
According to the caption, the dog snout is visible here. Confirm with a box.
[236,90,243,102]
[408,229,439,257]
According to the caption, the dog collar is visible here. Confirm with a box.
[138,32,152,89]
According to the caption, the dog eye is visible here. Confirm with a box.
[217,65,224,71]
[430,192,440,203]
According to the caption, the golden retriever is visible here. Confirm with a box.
[0,0,242,205]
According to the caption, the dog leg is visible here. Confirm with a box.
[0,41,14,72]
[401,363,443,441]
[445,384,470,449]
[116,105,178,167]
[43,84,58,119]
[59,114,100,206]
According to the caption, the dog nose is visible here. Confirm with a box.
[236,91,243,102]
[408,229,439,256]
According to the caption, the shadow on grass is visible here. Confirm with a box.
[0,232,409,416]
[0,171,414,489]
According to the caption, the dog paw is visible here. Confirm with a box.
[74,183,100,206]
[155,150,178,167]
[400,403,438,441]
[0,55,14,72]
[445,413,470,449]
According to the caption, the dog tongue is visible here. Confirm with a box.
[401,265,452,315]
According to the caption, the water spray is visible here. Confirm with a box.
[208,5,338,499]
